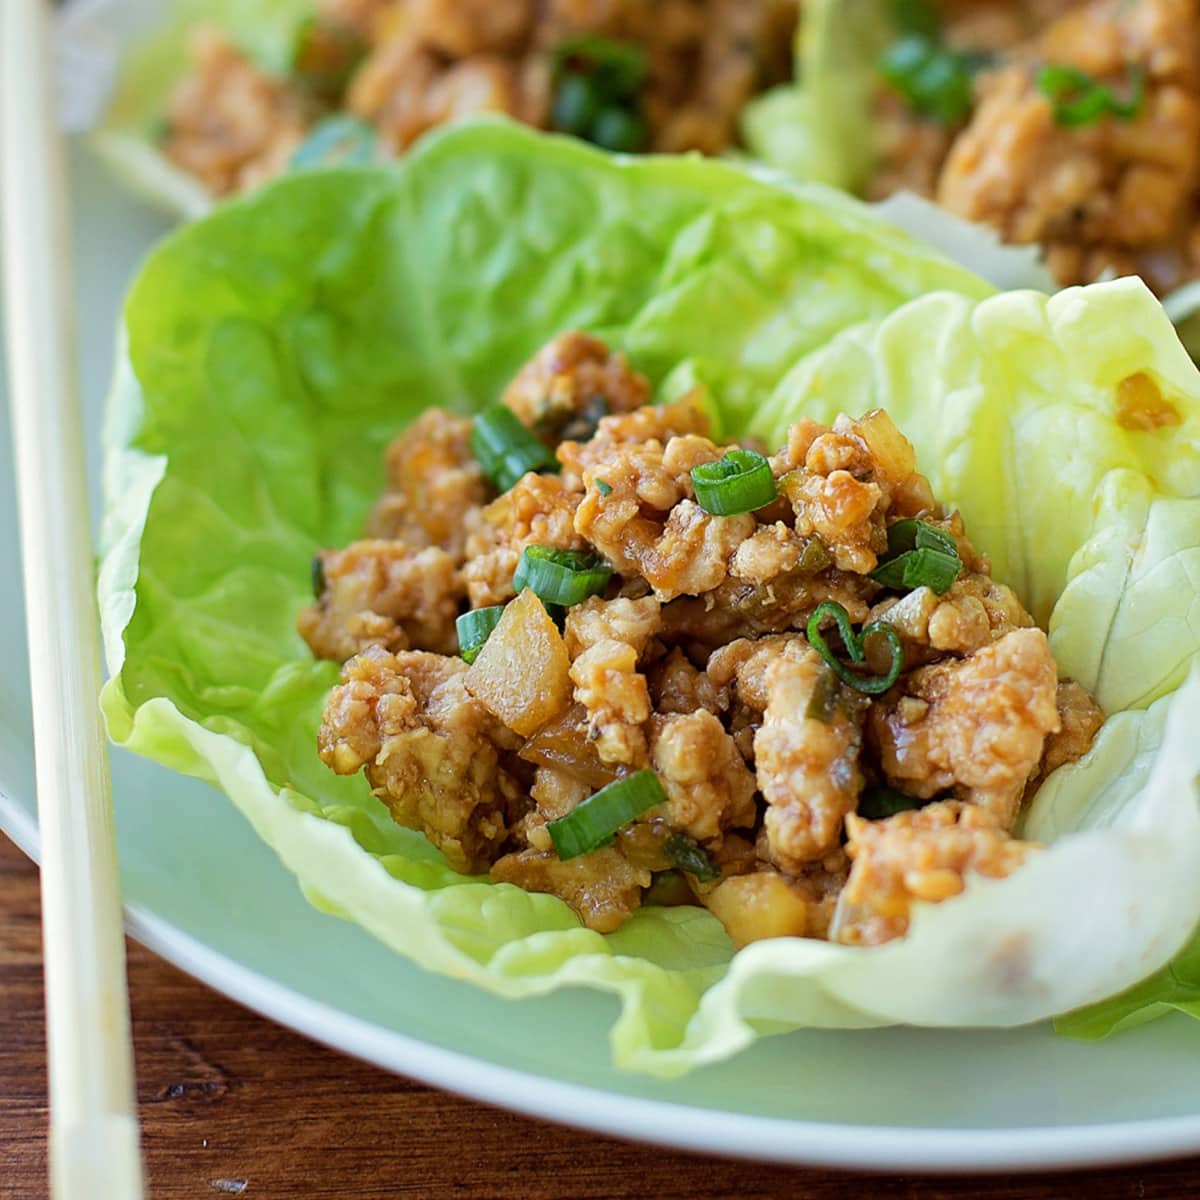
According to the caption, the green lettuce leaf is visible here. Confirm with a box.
[740,0,888,193]
[100,120,1200,1075]
[741,0,889,194]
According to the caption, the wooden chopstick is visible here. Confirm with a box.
[1,3,145,1197]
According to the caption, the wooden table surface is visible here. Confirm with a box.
[2,832,1198,1200]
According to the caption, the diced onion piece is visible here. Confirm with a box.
[690,449,777,515]
[854,408,916,485]
[512,546,612,606]
[456,605,505,665]
[547,769,667,861]
[702,873,810,948]
[464,589,571,736]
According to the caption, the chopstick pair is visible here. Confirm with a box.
[1,2,145,1197]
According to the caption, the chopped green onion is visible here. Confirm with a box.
[881,35,977,125]
[1037,62,1145,127]
[691,449,777,516]
[871,546,961,594]
[551,35,647,153]
[663,834,720,882]
[595,479,613,497]
[551,72,602,136]
[858,787,924,820]
[291,17,365,102]
[470,405,559,492]
[456,606,505,665]
[548,769,667,860]
[871,518,962,594]
[311,554,326,599]
[883,518,958,558]
[553,34,647,100]
[807,601,905,696]
[591,106,648,153]
[290,115,377,170]
[558,394,609,442]
[513,546,613,607]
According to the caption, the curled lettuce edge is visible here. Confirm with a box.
[97,125,1200,1074]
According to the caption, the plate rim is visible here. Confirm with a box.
[4,790,1200,1175]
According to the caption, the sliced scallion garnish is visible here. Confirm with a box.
[290,115,377,170]
[553,34,647,100]
[548,769,667,860]
[881,35,979,125]
[591,106,648,153]
[690,449,777,515]
[663,833,720,882]
[871,547,961,593]
[883,518,958,557]
[551,72,602,137]
[470,405,559,492]
[858,786,923,820]
[311,554,326,599]
[806,601,904,696]
[551,35,647,152]
[870,518,962,595]
[513,546,613,607]
[456,605,505,665]
[595,479,613,497]
[558,394,609,443]
[1037,62,1145,127]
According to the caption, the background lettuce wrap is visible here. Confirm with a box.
[99,120,1200,1075]
[60,0,316,218]
[59,0,1057,297]
[741,0,1200,349]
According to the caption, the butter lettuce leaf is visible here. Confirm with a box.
[100,121,1200,1075]
[740,0,889,193]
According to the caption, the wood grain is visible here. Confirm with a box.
[2,830,1198,1200]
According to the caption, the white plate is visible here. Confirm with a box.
[3,148,1200,1176]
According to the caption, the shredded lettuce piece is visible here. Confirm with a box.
[100,121,1200,1074]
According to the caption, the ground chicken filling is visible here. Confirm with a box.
[163,0,798,197]
[302,331,1104,947]
[869,0,1200,295]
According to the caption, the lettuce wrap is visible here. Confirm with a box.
[740,0,1200,352]
[99,120,1200,1075]
[60,0,1057,303]
[59,0,314,218]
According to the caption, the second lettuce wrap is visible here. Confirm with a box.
[100,120,1200,1074]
